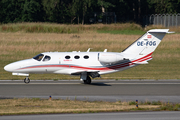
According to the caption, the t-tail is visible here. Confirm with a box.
[122,29,173,64]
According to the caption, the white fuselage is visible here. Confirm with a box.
[4,51,139,76]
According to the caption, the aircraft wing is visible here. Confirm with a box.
[71,71,100,78]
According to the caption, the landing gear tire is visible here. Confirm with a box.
[24,77,30,84]
[83,76,91,84]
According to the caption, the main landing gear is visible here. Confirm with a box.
[83,76,91,84]
[24,76,30,83]
[80,72,92,84]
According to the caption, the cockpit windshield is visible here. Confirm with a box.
[33,54,44,61]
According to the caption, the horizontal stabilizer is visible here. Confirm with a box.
[132,61,148,64]
[147,29,170,33]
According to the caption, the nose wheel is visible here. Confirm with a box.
[24,77,30,83]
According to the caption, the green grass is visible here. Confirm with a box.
[0,22,144,34]
[1,22,180,35]
[97,30,145,35]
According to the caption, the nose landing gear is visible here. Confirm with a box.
[24,76,30,83]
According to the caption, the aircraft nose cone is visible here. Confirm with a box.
[4,64,13,72]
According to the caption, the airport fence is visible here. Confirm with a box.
[143,14,180,27]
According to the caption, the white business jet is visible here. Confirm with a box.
[4,29,172,84]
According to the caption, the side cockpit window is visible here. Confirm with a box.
[33,54,44,61]
[43,55,51,61]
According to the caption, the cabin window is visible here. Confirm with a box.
[84,55,89,59]
[43,55,51,61]
[74,55,80,59]
[65,55,71,59]
[33,54,44,61]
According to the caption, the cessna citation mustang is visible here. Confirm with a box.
[4,29,172,84]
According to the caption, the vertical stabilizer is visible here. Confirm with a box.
[122,29,170,62]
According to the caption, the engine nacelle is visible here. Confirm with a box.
[98,53,124,64]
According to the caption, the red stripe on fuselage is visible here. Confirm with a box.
[18,52,153,72]
[18,63,130,72]
[132,52,153,63]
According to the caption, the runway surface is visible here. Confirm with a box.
[1,111,180,120]
[0,80,180,102]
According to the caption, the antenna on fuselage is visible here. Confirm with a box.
[87,48,93,52]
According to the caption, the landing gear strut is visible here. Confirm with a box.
[24,76,30,83]
[83,76,91,84]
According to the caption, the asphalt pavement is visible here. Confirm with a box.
[1,111,180,120]
[0,80,180,103]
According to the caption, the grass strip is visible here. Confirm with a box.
[1,23,180,34]
[97,30,145,35]
[0,98,179,115]
[0,23,144,34]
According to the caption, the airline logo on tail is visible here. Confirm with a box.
[147,35,152,38]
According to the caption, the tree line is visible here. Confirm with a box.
[0,0,180,24]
